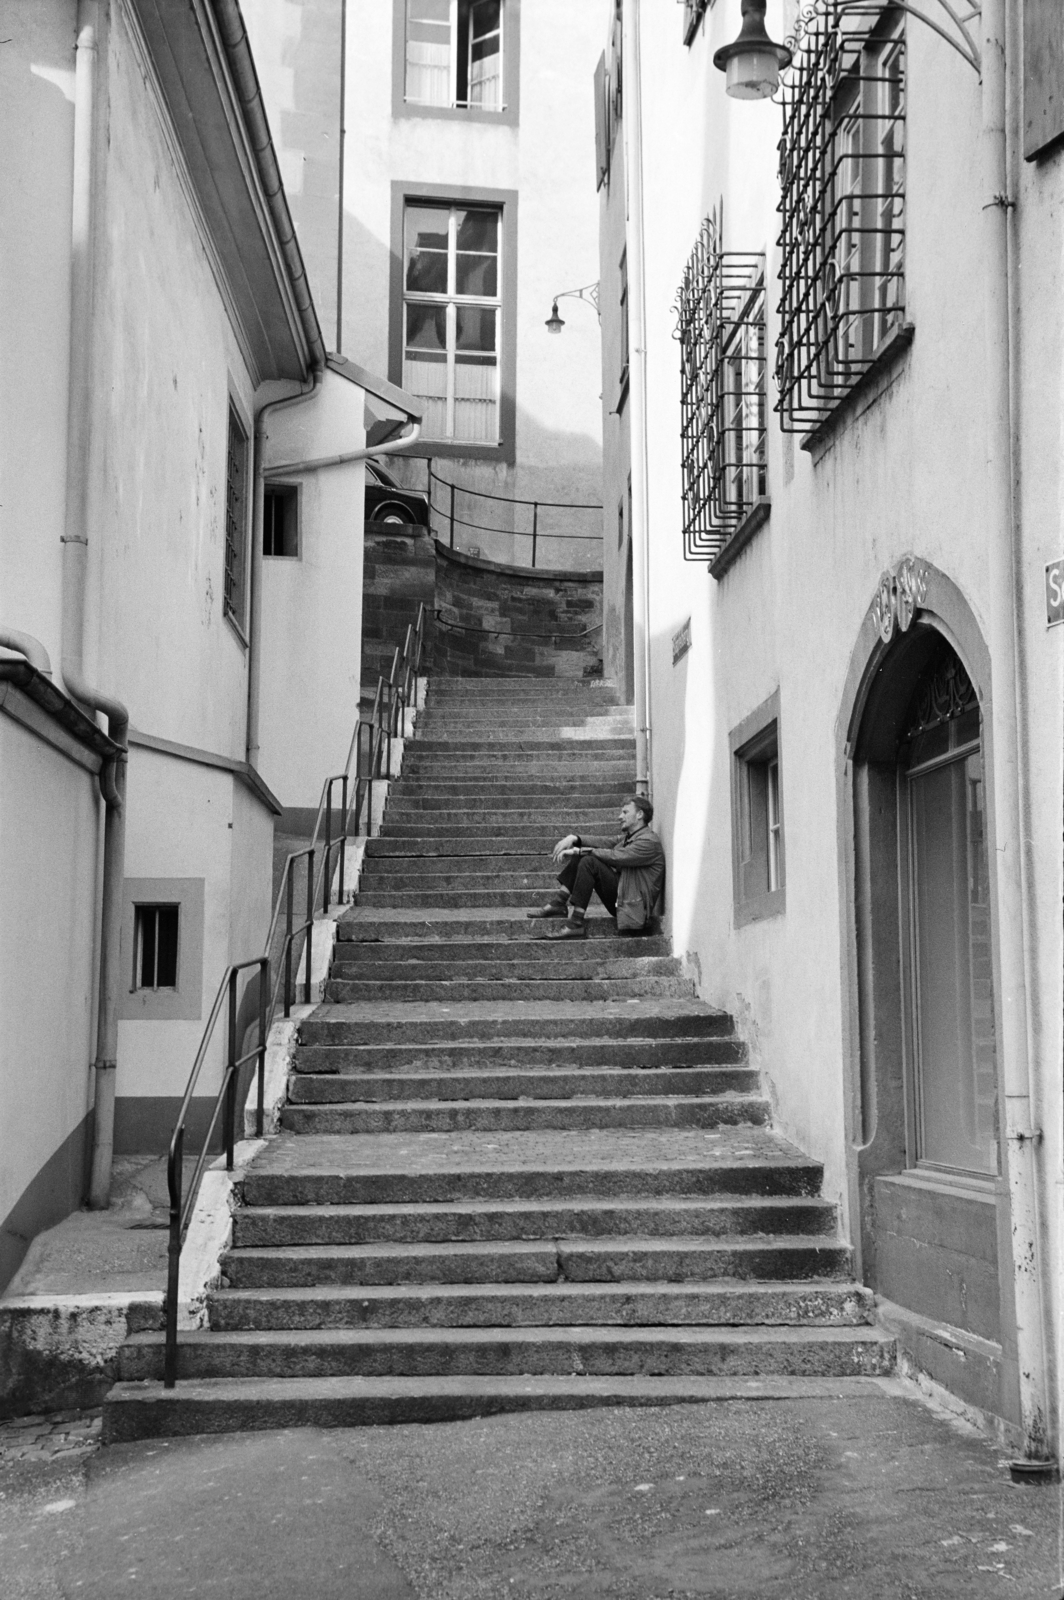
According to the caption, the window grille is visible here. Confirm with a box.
[133,904,179,991]
[682,0,710,47]
[675,207,767,562]
[776,2,905,432]
[224,404,249,625]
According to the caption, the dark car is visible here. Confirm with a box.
[365,462,430,527]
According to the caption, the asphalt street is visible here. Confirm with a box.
[1,1385,1061,1599]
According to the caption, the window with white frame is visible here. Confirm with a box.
[403,202,501,444]
[730,695,785,926]
[777,4,905,431]
[404,0,503,111]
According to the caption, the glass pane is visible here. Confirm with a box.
[405,301,448,353]
[456,208,498,255]
[405,206,450,293]
[908,753,998,1176]
[455,253,497,298]
[406,0,451,106]
[469,0,501,107]
[455,305,496,353]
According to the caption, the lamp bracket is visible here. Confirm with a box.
[786,0,981,75]
[552,282,601,319]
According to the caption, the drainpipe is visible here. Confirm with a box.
[262,421,422,479]
[0,631,53,676]
[58,0,131,1211]
[621,0,652,796]
[981,0,1052,1469]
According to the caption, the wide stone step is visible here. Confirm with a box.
[392,778,631,793]
[278,1093,769,1135]
[217,1236,850,1290]
[399,761,635,780]
[288,1066,754,1103]
[293,1038,747,1072]
[298,1001,733,1044]
[203,1279,873,1330]
[354,889,591,907]
[330,936,673,963]
[335,912,625,942]
[119,1322,892,1387]
[102,1366,896,1441]
[380,804,621,822]
[364,837,597,857]
[240,1128,824,1207]
[231,1195,838,1248]
[328,952,680,978]
[324,977,698,1004]
[410,737,634,753]
[361,853,566,875]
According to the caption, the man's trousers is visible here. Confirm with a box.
[556,852,620,916]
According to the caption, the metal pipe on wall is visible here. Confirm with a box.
[621,0,652,796]
[980,0,1052,1468]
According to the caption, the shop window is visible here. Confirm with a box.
[731,694,785,926]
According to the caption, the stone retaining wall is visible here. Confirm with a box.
[432,542,603,678]
[361,525,436,690]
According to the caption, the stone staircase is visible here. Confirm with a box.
[104,677,892,1439]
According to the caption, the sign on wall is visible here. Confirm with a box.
[1046,558,1064,627]
[672,618,692,664]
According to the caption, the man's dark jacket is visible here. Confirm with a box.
[571,824,666,931]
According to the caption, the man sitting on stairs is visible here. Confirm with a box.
[527,795,665,940]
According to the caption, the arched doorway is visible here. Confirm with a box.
[847,606,1014,1421]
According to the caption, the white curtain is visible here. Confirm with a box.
[406,41,449,106]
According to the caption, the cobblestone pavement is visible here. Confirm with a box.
[0,1409,102,1464]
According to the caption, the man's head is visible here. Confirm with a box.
[618,794,654,832]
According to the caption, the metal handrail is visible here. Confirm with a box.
[162,603,426,1387]
[427,461,603,510]
[423,461,604,569]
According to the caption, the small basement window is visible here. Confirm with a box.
[133,904,179,991]
[263,484,299,557]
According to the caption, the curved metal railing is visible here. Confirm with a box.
[426,462,603,570]
[162,605,426,1386]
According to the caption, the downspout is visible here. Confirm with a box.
[621,0,652,796]
[262,421,422,479]
[0,631,53,677]
[980,0,1052,1468]
[58,0,130,1211]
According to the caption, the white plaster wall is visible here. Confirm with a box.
[0,1,76,653]
[619,0,1063,1256]
[257,367,366,808]
[0,720,99,1225]
[80,0,259,760]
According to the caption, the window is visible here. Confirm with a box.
[120,878,205,1022]
[263,484,299,557]
[224,403,250,632]
[731,694,785,925]
[618,249,630,399]
[133,904,179,991]
[403,202,501,444]
[593,4,623,191]
[404,0,503,110]
[676,207,767,561]
[777,5,905,431]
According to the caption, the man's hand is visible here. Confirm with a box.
[551,833,579,863]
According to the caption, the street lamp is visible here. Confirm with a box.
[545,282,600,334]
[712,0,791,100]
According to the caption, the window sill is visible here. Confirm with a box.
[800,323,914,462]
[734,885,786,928]
[397,101,517,128]
[709,498,771,581]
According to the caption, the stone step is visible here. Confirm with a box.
[427,682,621,699]
[205,1279,873,1331]
[330,936,674,962]
[379,813,621,832]
[298,1001,734,1044]
[102,1366,895,1441]
[364,837,597,857]
[353,889,585,908]
[118,1323,892,1386]
[399,757,635,775]
[293,1038,747,1073]
[410,736,634,751]
[216,1236,850,1290]
[288,1067,753,1103]
[328,955,682,981]
[334,912,627,942]
[231,1195,838,1248]
[278,1093,769,1136]
[240,1128,825,1207]
[390,782,632,798]
[360,853,568,875]
[324,977,698,1005]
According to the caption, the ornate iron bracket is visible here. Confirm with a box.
[871,556,929,642]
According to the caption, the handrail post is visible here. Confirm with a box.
[531,501,539,569]
[284,867,294,1018]
[256,957,267,1138]
[224,970,237,1171]
[323,780,333,916]
[304,846,315,1004]
[339,774,349,902]
[164,1124,184,1388]
[449,480,455,548]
